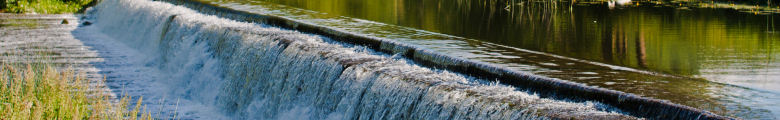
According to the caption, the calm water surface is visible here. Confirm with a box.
[202,0,779,118]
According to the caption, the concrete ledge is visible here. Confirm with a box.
[152,0,731,119]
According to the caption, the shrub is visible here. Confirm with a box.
[2,0,95,13]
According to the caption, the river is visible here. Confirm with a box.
[195,0,780,119]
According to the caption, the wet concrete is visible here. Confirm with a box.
[0,13,113,99]
[0,13,192,119]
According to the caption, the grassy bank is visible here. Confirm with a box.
[1,0,95,13]
[0,63,151,119]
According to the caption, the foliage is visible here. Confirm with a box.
[0,63,152,119]
[1,0,94,13]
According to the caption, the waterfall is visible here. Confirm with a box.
[83,0,637,119]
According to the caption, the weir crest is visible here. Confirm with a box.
[80,0,729,119]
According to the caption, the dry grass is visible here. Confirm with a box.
[0,63,152,120]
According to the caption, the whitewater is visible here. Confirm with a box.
[68,0,646,119]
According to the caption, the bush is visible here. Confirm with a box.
[2,0,95,13]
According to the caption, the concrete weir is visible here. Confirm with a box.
[149,0,732,119]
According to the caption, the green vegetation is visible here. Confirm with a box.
[1,0,95,13]
[0,63,152,119]
[0,19,41,28]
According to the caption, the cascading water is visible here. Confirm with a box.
[80,0,639,119]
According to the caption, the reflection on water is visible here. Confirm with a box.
[203,0,779,119]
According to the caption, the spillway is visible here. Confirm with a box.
[77,0,730,119]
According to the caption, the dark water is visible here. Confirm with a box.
[201,0,780,119]
[247,0,780,84]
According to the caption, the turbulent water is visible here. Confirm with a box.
[74,0,640,119]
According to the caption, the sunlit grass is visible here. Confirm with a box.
[2,0,94,14]
[0,63,152,119]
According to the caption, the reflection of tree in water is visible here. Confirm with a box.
[636,29,647,68]
[601,21,648,68]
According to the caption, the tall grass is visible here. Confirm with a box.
[1,0,95,13]
[0,63,151,119]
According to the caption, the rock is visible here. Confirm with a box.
[82,21,92,26]
[61,19,69,24]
